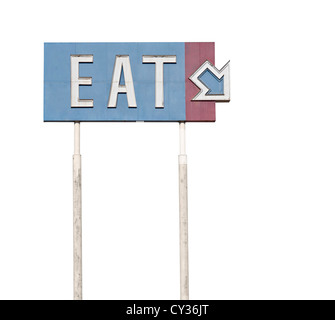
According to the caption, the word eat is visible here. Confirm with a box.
[71,55,177,109]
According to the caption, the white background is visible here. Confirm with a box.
[0,0,334,300]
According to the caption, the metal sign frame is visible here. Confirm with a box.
[44,42,230,300]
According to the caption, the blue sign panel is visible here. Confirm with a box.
[44,43,186,122]
[44,42,230,122]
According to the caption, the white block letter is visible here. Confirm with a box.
[71,55,94,108]
[108,55,137,108]
[142,55,176,108]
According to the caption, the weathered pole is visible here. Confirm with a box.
[73,121,82,300]
[179,122,189,300]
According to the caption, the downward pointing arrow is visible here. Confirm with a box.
[189,60,230,102]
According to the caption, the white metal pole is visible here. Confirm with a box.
[73,121,82,300]
[179,122,189,300]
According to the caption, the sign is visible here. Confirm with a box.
[44,42,230,122]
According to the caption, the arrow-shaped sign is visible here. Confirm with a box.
[189,60,230,102]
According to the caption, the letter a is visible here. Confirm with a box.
[108,55,137,108]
